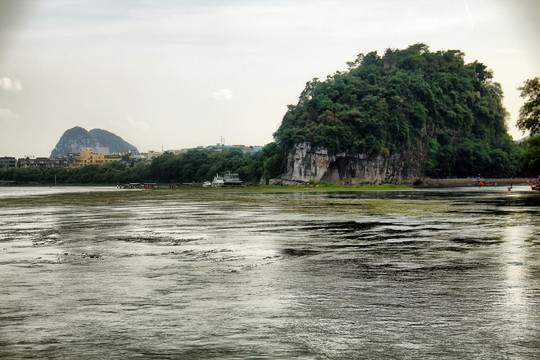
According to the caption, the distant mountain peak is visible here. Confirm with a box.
[50,126,138,158]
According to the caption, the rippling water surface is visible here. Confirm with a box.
[1,186,539,359]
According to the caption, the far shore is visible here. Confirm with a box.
[159,184,415,192]
[417,177,531,187]
[158,177,533,191]
[0,177,535,191]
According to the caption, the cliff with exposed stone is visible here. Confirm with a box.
[275,142,424,185]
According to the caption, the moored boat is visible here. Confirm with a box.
[210,172,243,187]
[532,176,540,191]
[211,174,225,187]
[223,172,243,187]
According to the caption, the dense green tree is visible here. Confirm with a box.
[516,77,540,176]
[517,77,540,135]
[519,135,540,175]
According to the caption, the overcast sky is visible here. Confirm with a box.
[1,0,539,158]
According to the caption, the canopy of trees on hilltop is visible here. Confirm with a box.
[274,43,520,177]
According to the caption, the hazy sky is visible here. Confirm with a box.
[1,0,539,158]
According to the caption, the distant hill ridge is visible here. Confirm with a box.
[50,126,138,158]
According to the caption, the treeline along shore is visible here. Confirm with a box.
[0,148,277,186]
[0,143,537,187]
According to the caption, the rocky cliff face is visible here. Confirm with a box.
[50,126,137,158]
[277,142,424,185]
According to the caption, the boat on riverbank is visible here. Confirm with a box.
[211,173,243,187]
[120,183,157,189]
[211,174,225,187]
[223,172,243,187]
[532,177,540,191]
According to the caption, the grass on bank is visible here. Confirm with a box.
[156,182,413,192]
[4,180,412,191]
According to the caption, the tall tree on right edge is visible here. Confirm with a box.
[517,77,540,135]
[517,77,540,175]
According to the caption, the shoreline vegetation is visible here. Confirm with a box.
[2,182,412,191]
[160,183,415,192]
[1,178,533,192]
[153,178,532,191]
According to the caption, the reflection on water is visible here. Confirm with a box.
[502,226,528,306]
[0,185,121,198]
[499,225,535,351]
[0,187,539,359]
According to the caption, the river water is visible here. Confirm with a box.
[0,186,539,359]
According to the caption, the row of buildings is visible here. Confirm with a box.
[0,143,263,170]
[0,150,123,170]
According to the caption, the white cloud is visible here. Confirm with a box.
[126,115,150,130]
[0,108,22,122]
[0,77,23,92]
[212,88,233,101]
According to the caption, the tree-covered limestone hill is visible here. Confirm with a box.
[273,43,521,178]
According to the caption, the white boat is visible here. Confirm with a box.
[211,174,224,187]
[223,172,243,186]
[210,173,243,187]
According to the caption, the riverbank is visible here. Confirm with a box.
[155,178,535,191]
[417,177,531,187]
[156,183,414,192]
[0,178,534,192]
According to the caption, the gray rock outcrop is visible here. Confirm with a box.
[278,142,424,185]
